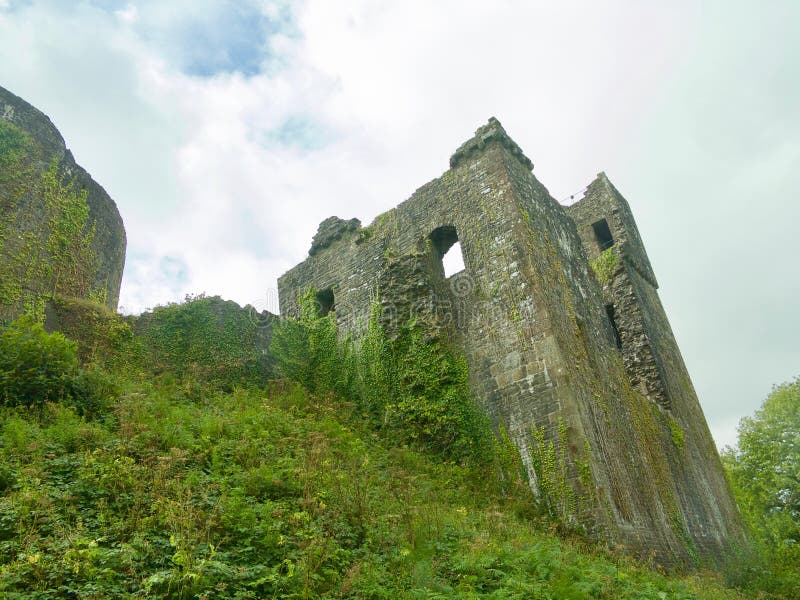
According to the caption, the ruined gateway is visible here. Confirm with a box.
[279,118,745,566]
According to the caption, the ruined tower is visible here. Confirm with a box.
[278,118,744,566]
[0,85,126,322]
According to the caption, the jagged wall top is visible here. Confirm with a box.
[449,117,533,171]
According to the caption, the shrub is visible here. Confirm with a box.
[0,317,116,416]
[0,316,78,407]
[68,366,118,418]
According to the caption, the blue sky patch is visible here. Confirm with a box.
[169,5,275,77]
[265,116,330,151]
[84,0,297,78]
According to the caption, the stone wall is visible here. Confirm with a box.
[0,85,126,321]
[278,118,745,566]
[567,175,742,561]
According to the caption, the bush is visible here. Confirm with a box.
[0,317,116,417]
[0,316,78,407]
[69,366,118,418]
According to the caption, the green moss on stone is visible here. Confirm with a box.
[589,247,619,286]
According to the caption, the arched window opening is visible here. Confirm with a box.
[429,225,465,278]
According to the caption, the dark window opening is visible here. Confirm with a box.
[592,219,615,251]
[429,225,459,259]
[606,304,622,349]
[429,225,465,278]
[316,288,334,316]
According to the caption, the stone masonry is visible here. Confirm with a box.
[278,118,745,567]
[0,85,126,320]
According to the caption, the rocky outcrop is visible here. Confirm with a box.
[0,85,126,322]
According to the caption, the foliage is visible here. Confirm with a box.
[722,378,800,596]
[0,120,37,211]
[667,415,686,451]
[529,419,578,526]
[272,292,492,463]
[0,378,754,599]
[271,289,341,394]
[0,316,78,407]
[589,247,619,286]
[45,295,137,371]
[41,162,97,299]
[374,322,493,463]
[0,152,100,321]
[134,294,273,390]
[0,317,116,417]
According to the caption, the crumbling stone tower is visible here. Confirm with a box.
[278,118,744,566]
[0,85,126,321]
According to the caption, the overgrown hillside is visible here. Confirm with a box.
[0,384,748,599]
[0,297,791,598]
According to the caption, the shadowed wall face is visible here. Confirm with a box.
[278,118,746,567]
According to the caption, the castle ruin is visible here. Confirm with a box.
[279,118,745,566]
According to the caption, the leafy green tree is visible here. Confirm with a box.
[722,378,800,593]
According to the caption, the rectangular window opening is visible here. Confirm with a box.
[592,219,615,251]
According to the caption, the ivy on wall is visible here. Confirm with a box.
[0,119,99,322]
[134,294,274,389]
[271,290,494,464]
[0,121,36,258]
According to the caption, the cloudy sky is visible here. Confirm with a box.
[1,0,797,448]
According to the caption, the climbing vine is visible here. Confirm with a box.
[43,162,97,299]
[0,133,100,321]
[135,294,274,389]
[271,291,494,464]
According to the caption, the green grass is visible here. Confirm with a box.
[0,379,753,599]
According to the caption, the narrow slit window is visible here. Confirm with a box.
[606,303,622,349]
[592,219,615,251]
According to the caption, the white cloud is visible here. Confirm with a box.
[115,3,138,24]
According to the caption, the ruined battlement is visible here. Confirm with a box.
[449,116,533,171]
[278,119,745,567]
